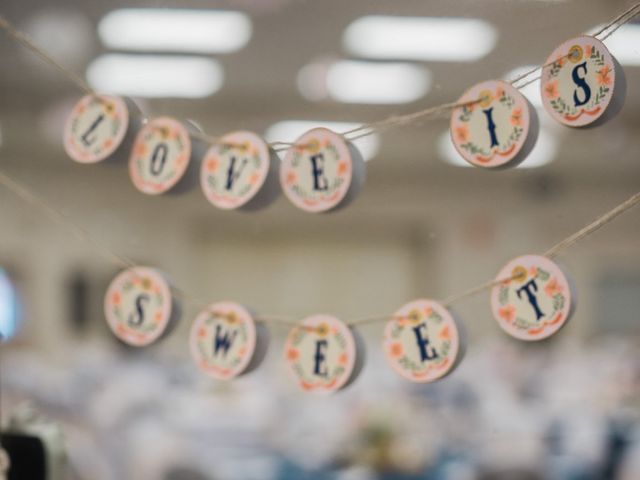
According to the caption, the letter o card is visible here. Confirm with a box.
[450,80,537,168]
[541,36,623,127]
[64,95,129,164]
[284,315,359,393]
[189,302,263,380]
[104,266,174,346]
[201,131,278,210]
[384,300,461,383]
[491,255,574,341]
[280,128,364,213]
[129,117,192,195]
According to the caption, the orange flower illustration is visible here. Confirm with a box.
[338,352,349,366]
[337,161,349,175]
[498,304,516,323]
[197,327,207,339]
[154,312,163,324]
[249,172,260,185]
[111,292,121,305]
[238,345,248,358]
[510,107,523,126]
[285,171,297,185]
[389,342,404,358]
[423,306,433,318]
[286,348,299,361]
[439,325,450,340]
[529,266,538,277]
[133,142,148,157]
[206,158,218,172]
[544,277,563,297]
[585,45,593,58]
[544,80,559,100]
[103,138,114,150]
[596,66,612,86]
[455,125,469,143]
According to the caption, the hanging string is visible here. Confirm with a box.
[0,168,636,329]
[1,3,639,150]
[0,16,94,96]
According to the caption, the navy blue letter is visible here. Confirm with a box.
[482,108,499,147]
[412,323,439,362]
[572,62,591,107]
[313,339,328,377]
[517,279,545,320]
[310,154,328,191]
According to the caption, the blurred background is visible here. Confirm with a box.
[0,0,639,478]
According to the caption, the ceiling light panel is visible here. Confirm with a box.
[343,16,497,62]
[98,9,252,54]
[87,54,224,98]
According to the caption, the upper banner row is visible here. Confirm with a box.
[63,35,625,213]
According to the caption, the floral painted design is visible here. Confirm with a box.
[189,302,257,380]
[103,267,172,346]
[200,131,271,210]
[64,95,129,164]
[280,128,355,212]
[541,36,616,126]
[128,117,191,195]
[492,255,573,341]
[284,315,357,392]
[450,80,530,168]
[383,300,460,383]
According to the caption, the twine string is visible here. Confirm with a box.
[0,170,636,329]
[2,3,639,149]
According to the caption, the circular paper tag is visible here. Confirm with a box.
[383,300,460,383]
[541,36,618,127]
[64,95,129,164]
[280,128,357,213]
[491,255,573,341]
[104,266,173,346]
[284,314,357,392]
[200,131,272,209]
[450,80,534,168]
[129,117,192,195]
[189,302,258,380]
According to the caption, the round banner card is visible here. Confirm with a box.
[280,128,363,213]
[104,266,174,346]
[450,80,535,168]
[129,117,192,195]
[541,36,621,127]
[64,95,129,164]
[189,302,260,380]
[201,131,275,210]
[284,314,358,392]
[383,299,461,383]
[491,255,574,341]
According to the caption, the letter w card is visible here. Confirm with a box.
[491,255,575,341]
[189,302,267,380]
[384,300,462,383]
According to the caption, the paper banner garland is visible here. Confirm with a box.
[280,128,365,213]
[490,255,575,341]
[129,117,197,195]
[450,80,538,169]
[104,266,179,346]
[189,301,269,380]
[64,94,133,164]
[200,131,280,210]
[383,300,462,383]
[540,36,626,128]
[283,314,363,392]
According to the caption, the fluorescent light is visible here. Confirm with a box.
[326,61,431,104]
[87,54,223,98]
[343,16,497,62]
[438,127,557,168]
[0,269,19,341]
[504,65,542,107]
[598,24,640,66]
[265,121,380,161]
[98,9,252,53]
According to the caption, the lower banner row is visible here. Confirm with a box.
[104,254,575,393]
